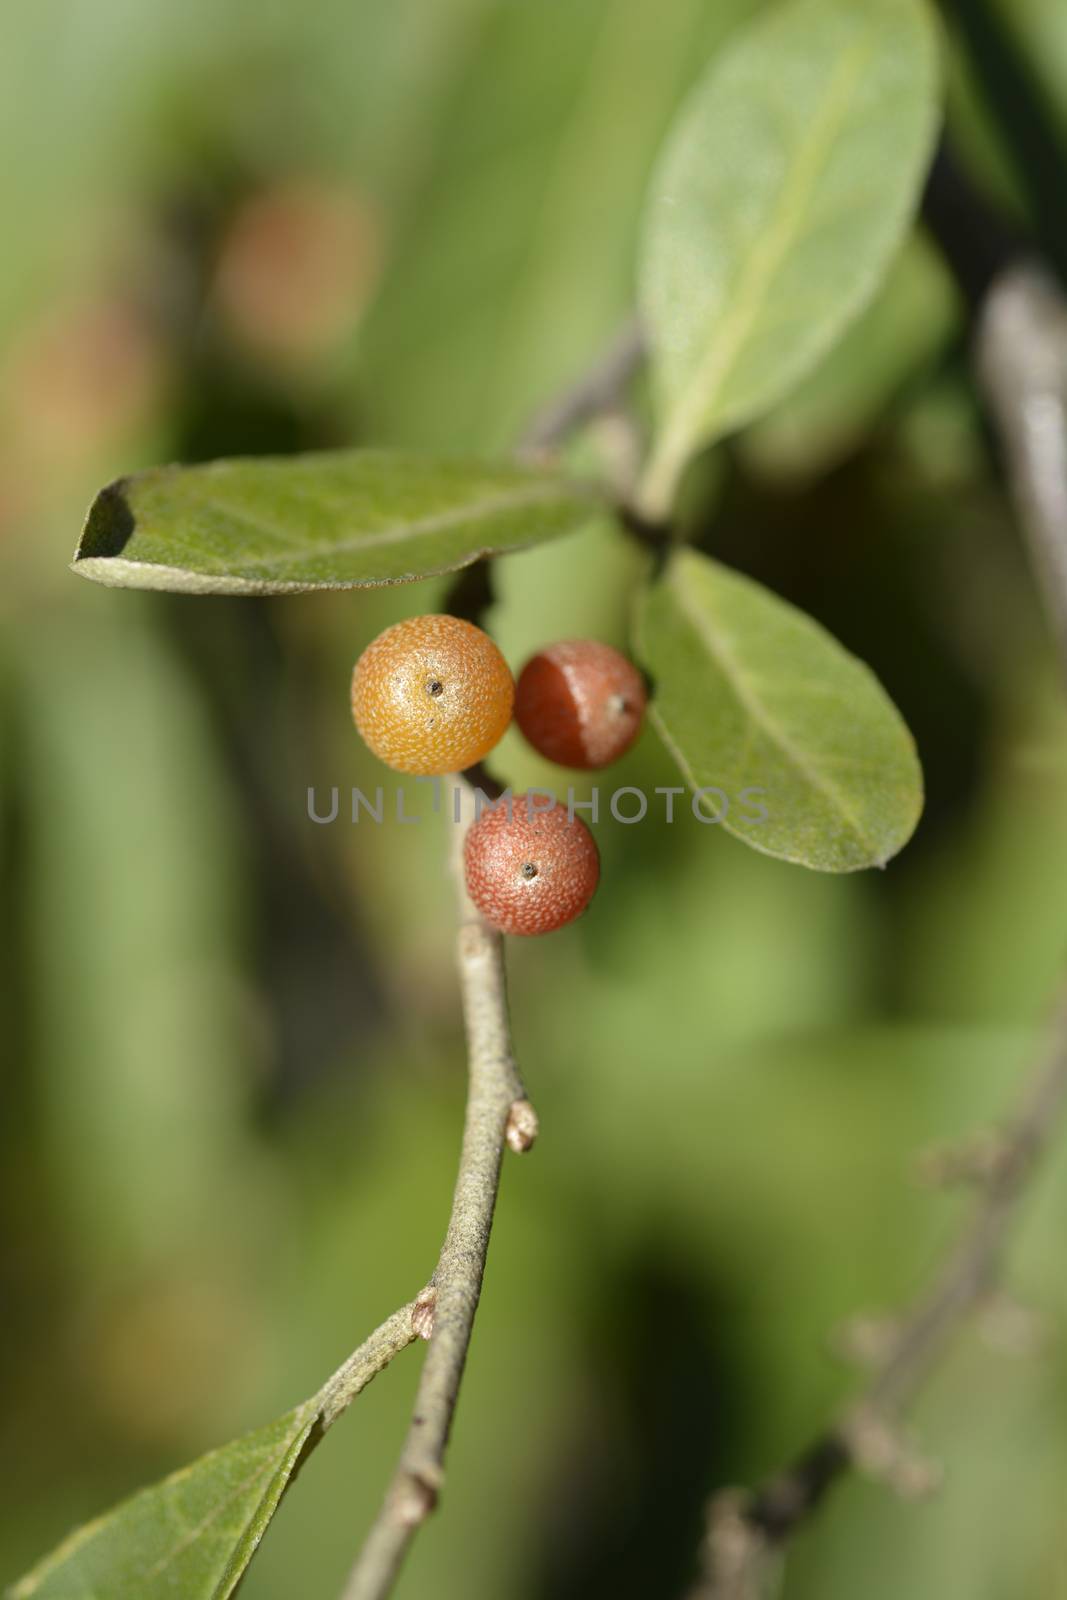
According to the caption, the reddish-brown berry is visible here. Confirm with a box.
[351,614,514,775]
[514,639,646,769]
[463,794,600,936]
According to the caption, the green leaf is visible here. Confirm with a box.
[637,0,940,517]
[9,1303,417,1600]
[635,550,923,871]
[8,1402,319,1600]
[72,451,596,595]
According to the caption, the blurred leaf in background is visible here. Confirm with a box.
[359,0,773,452]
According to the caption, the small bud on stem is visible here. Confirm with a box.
[506,1099,539,1154]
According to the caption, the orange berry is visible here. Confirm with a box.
[514,640,646,769]
[463,794,600,936]
[351,614,513,775]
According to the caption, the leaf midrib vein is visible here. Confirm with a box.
[144,1416,313,1585]
[148,480,572,573]
[652,21,879,489]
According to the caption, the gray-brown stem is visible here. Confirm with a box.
[688,983,1067,1600]
[339,779,528,1600]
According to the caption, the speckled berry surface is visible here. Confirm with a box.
[351,614,514,775]
[514,640,647,769]
[463,794,600,936]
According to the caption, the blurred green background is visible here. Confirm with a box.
[3,1,1067,1596]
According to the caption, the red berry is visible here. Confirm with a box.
[514,640,646,769]
[463,794,600,936]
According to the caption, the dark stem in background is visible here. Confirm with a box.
[443,314,652,628]
[923,140,1067,683]
[919,142,1019,310]
[517,315,646,460]
[949,0,1067,284]
[977,266,1067,688]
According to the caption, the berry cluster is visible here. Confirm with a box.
[351,614,647,936]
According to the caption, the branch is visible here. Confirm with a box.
[317,1302,426,1430]
[920,141,1067,685]
[688,983,1067,1600]
[444,315,649,627]
[976,262,1067,687]
[339,778,534,1600]
[517,314,646,460]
